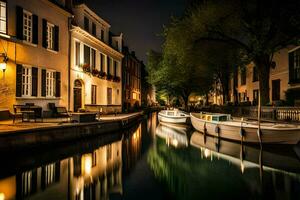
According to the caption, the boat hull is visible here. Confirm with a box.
[158,113,190,124]
[190,113,300,144]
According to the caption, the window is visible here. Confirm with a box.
[106,144,112,161]
[91,85,97,104]
[107,87,112,105]
[252,66,258,82]
[22,66,32,96]
[289,49,300,82]
[47,22,55,50]
[240,68,246,85]
[91,48,96,69]
[100,29,104,41]
[84,45,90,65]
[23,10,33,43]
[84,16,89,32]
[100,53,105,71]
[253,89,259,105]
[114,60,117,76]
[75,41,80,66]
[46,71,56,97]
[92,22,96,36]
[272,79,280,101]
[0,1,6,34]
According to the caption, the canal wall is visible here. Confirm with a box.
[0,113,143,152]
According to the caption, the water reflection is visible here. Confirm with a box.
[148,129,300,200]
[0,122,145,200]
[155,123,189,148]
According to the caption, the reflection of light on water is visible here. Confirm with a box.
[0,193,5,200]
[172,139,178,147]
[241,161,245,174]
[204,148,211,158]
[83,155,92,175]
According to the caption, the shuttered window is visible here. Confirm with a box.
[100,53,105,71]
[46,71,56,97]
[23,10,33,43]
[91,48,96,69]
[84,45,90,65]
[46,22,54,50]
[0,1,6,34]
[22,66,32,96]
[75,41,81,66]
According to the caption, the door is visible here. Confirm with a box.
[74,80,82,112]
[272,79,280,101]
[107,88,112,105]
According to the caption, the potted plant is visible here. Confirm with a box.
[106,74,113,81]
[99,70,107,79]
[81,64,91,73]
[92,69,99,76]
[113,76,121,82]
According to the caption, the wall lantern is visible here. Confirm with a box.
[0,54,8,79]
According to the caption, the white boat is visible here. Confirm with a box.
[158,110,190,124]
[190,112,300,144]
[156,122,189,148]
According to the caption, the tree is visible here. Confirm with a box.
[183,0,300,105]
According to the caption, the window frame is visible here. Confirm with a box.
[46,70,56,98]
[46,22,55,50]
[0,1,7,34]
[22,66,32,97]
[23,10,33,43]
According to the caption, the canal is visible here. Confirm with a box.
[0,112,300,200]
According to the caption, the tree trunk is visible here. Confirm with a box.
[254,54,271,106]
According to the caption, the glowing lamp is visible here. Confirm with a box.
[0,62,6,72]
[0,193,5,200]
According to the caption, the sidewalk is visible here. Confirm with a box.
[0,112,142,134]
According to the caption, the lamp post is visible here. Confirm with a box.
[0,55,8,80]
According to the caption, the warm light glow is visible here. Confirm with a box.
[0,193,5,200]
[83,155,92,175]
[172,139,178,147]
[204,148,211,158]
[240,161,245,174]
[0,63,6,71]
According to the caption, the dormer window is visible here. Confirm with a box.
[84,16,89,32]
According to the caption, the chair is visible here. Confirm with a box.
[11,105,23,123]
[56,107,72,122]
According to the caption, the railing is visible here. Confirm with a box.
[198,106,300,122]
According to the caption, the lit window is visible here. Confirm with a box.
[47,22,54,50]
[46,71,56,97]
[75,41,81,66]
[22,66,32,96]
[23,10,33,43]
[0,1,6,34]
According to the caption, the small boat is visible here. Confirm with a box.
[158,109,190,124]
[156,122,189,148]
[190,112,300,144]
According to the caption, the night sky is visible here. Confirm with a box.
[82,0,191,63]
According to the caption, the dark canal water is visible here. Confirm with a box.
[1,112,300,200]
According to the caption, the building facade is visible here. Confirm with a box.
[70,3,123,113]
[0,0,71,113]
[228,45,300,106]
[122,47,141,111]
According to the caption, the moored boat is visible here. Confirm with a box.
[158,109,190,124]
[190,112,300,144]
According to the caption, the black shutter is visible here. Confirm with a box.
[16,64,23,97]
[42,19,48,48]
[32,15,38,44]
[54,25,59,51]
[107,57,110,74]
[55,72,61,97]
[41,69,46,97]
[16,6,23,40]
[31,67,38,96]
[289,52,294,83]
